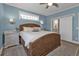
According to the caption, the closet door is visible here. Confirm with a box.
[59,16,72,42]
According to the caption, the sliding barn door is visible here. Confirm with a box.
[59,16,72,42]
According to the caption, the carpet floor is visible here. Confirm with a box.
[47,41,79,56]
[2,41,79,56]
[3,45,27,56]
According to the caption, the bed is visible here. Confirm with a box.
[19,23,61,56]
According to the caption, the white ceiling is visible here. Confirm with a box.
[6,3,79,16]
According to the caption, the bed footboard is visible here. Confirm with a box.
[28,33,61,56]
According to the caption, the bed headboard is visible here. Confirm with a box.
[19,23,40,31]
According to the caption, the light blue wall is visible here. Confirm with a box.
[46,6,79,41]
[3,4,47,30]
[0,4,47,48]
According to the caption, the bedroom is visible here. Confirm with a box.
[0,3,79,56]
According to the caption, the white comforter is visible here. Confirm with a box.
[20,30,56,47]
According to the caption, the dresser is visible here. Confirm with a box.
[4,30,19,48]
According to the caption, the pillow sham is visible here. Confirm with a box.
[23,27,41,32]
[32,27,41,32]
[33,27,41,31]
[23,27,33,32]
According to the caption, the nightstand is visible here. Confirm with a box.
[4,30,19,48]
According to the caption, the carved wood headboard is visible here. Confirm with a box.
[19,23,40,31]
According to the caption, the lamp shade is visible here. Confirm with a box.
[9,18,15,24]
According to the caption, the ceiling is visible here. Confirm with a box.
[6,3,79,16]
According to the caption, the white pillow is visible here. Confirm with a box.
[23,27,33,32]
[33,27,41,31]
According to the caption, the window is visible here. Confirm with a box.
[19,11,39,21]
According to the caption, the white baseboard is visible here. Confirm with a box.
[0,47,3,56]
[62,39,79,44]
[70,40,79,44]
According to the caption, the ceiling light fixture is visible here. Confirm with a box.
[48,3,52,6]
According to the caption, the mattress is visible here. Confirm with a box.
[20,30,56,47]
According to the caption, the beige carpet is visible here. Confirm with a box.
[2,41,79,56]
[47,41,79,56]
[3,45,27,56]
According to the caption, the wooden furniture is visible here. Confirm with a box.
[19,23,61,56]
[4,30,19,48]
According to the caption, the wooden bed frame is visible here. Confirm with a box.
[19,23,61,56]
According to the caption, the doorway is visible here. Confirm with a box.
[52,15,72,42]
[52,19,60,33]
